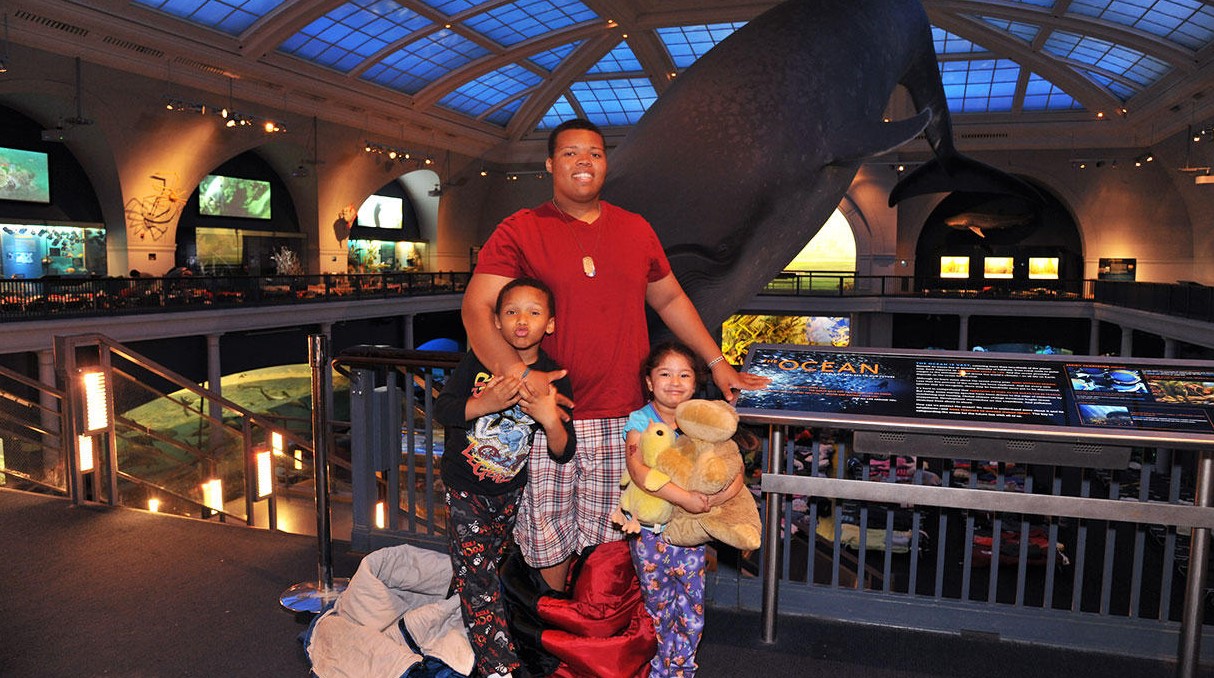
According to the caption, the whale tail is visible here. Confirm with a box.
[888,153,1043,207]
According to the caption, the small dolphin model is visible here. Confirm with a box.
[603,0,1038,329]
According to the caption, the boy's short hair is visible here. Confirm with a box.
[495,277,555,315]
[547,118,604,158]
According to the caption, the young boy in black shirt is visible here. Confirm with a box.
[436,277,575,678]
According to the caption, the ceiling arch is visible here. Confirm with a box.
[5,0,1214,156]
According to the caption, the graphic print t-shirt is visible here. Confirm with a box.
[435,350,574,494]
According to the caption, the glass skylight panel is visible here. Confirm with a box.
[362,29,490,94]
[485,97,525,126]
[1067,0,1214,50]
[416,0,488,17]
[279,2,432,73]
[529,42,582,71]
[1003,0,1056,7]
[939,59,1020,113]
[932,27,985,54]
[978,17,1041,43]
[462,0,597,47]
[1044,31,1171,86]
[587,41,642,74]
[1084,70,1138,99]
[133,0,280,35]
[656,22,746,69]
[569,78,657,127]
[438,64,542,117]
[1022,73,1083,110]
[537,96,578,129]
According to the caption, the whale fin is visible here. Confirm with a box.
[829,109,932,166]
[888,153,1043,206]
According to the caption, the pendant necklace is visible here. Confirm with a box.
[551,199,603,278]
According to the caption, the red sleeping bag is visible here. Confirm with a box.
[501,540,656,677]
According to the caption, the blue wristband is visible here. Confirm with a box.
[519,367,531,380]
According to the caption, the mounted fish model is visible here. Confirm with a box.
[603,0,1039,329]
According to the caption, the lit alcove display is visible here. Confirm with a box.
[1028,257,1059,279]
[984,257,1014,279]
[940,256,970,278]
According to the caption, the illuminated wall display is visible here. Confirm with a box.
[939,256,970,278]
[199,175,272,220]
[984,257,1014,279]
[1028,257,1059,280]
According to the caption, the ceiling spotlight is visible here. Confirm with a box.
[0,60,7,74]
[423,157,433,165]
[388,150,398,159]
[479,168,488,177]
[226,118,237,128]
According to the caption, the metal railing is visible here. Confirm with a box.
[744,425,1214,673]
[335,345,462,553]
[3,272,1209,328]
[759,272,1095,301]
[0,271,471,322]
[0,363,68,495]
[48,333,317,529]
[328,345,1214,671]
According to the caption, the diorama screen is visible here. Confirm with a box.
[199,175,271,220]
[737,345,1214,441]
[0,147,51,203]
[357,195,403,229]
[939,256,969,278]
[1028,257,1059,279]
[984,256,1014,279]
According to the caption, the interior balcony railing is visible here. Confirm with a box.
[333,344,1214,670]
[0,333,326,531]
[1,271,1210,326]
[0,271,471,322]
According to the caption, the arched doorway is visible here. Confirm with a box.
[913,186,1081,295]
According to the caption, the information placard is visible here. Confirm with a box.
[737,345,1214,447]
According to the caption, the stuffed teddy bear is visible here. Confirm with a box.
[611,420,694,534]
[663,399,762,551]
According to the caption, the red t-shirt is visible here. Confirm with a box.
[475,201,671,419]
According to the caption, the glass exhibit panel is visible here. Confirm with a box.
[984,256,1014,278]
[940,255,970,278]
[1028,257,1059,279]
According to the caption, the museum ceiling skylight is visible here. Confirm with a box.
[63,0,1214,138]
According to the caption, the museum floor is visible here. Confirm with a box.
[0,488,1181,677]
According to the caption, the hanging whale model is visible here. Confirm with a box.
[602,0,1038,329]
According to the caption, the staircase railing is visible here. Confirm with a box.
[0,363,68,495]
[49,333,319,529]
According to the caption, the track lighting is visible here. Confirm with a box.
[163,95,284,133]
[362,141,423,166]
